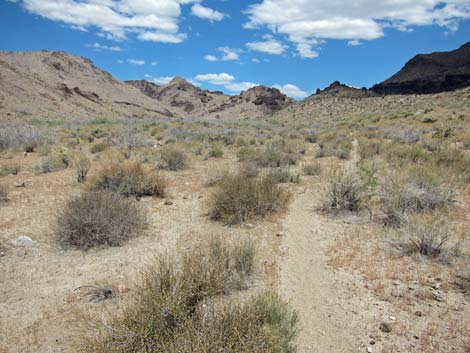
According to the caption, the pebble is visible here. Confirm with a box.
[367,347,373,353]
[164,200,173,206]
[379,322,392,333]
[14,235,34,247]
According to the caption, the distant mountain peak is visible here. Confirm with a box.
[167,76,188,85]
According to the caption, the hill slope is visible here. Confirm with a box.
[372,43,470,94]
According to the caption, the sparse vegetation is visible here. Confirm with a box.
[74,154,90,183]
[0,183,8,203]
[90,161,166,197]
[303,163,321,176]
[0,165,20,176]
[90,142,107,154]
[269,168,301,184]
[77,239,298,353]
[55,191,146,249]
[158,146,189,171]
[34,153,70,174]
[209,173,290,225]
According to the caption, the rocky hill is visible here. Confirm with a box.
[313,81,375,98]
[126,78,293,119]
[0,51,177,121]
[372,42,470,95]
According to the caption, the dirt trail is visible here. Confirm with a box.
[280,140,366,353]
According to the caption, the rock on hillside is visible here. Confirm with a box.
[127,79,293,118]
[0,50,175,121]
[314,81,375,98]
[372,43,470,95]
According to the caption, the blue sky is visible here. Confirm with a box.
[1,0,470,99]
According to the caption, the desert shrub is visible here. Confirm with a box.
[237,146,261,162]
[0,125,51,151]
[239,162,260,178]
[315,135,352,160]
[0,165,20,176]
[385,143,429,164]
[384,127,423,144]
[206,168,228,187]
[0,184,8,202]
[400,215,451,258]
[304,131,318,143]
[90,161,166,197]
[321,167,365,213]
[303,163,321,176]
[55,191,146,249]
[380,168,454,226]
[74,154,91,183]
[209,173,290,225]
[77,240,298,353]
[34,153,70,174]
[269,168,300,184]
[358,139,384,160]
[90,142,107,154]
[158,146,189,171]
[208,144,224,158]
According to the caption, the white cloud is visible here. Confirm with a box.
[152,76,174,85]
[195,73,235,85]
[87,42,122,51]
[274,84,308,99]
[219,47,241,61]
[246,35,288,55]
[194,73,258,93]
[204,54,218,62]
[19,0,198,43]
[348,40,362,46]
[151,61,158,66]
[127,58,145,65]
[191,3,226,21]
[251,58,261,63]
[245,0,470,58]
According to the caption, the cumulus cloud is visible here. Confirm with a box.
[274,84,308,99]
[191,3,226,21]
[127,58,145,65]
[152,76,174,85]
[204,54,218,62]
[18,0,198,43]
[245,0,470,58]
[204,47,242,62]
[87,43,122,51]
[194,73,258,93]
[246,35,288,55]
[347,40,362,46]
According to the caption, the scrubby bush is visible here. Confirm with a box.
[0,165,20,176]
[0,184,8,203]
[303,163,321,176]
[90,161,166,197]
[358,139,384,160]
[74,154,91,183]
[380,168,454,226]
[239,162,260,178]
[400,215,451,258]
[209,173,290,225]
[77,240,298,353]
[270,168,300,184]
[208,144,224,158]
[55,191,146,249]
[315,135,352,160]
[385,143,429,164]
[90,142,107,154]
[0,125,51,151]
[158,146,189,171]
[206,168,228,187]
[34,153,70,174]
[321,167,365,213]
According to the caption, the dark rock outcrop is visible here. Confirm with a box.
[372,43,470,95]
[314,81,374,98]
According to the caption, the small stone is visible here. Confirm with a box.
[14,235,33,247]
[370,340,376,345]
[414,311,423,317]
[245,223,255,229]
[393,281,400,286]
[413,335,420,340]
[433,283,441,290]
[276,232,284,237]
[116,284,130,293]
[319,330,325,336]
[379,322,392,333]
[389,316,396,321]
[367,347,373,353]
[164,200,173,206]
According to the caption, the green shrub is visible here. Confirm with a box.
[90,142,107,154]
[158,146,189,171]
[321,167,365,213]
[55,191,146,249]
[208,144,224,158]
[77,240,298,353]
[90,161,166,197]
[74,154,91,183]
[209,173,290,225]
[0,165,20,176]
[303,163,321,176]
[270,168,301,184]
[358,139,384,160]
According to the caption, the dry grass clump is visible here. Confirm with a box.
[90,142,107,154]
[315,135,352,160]
[303,163,321,176]
[239,161,260,178]
[0,165,20,176]
[158,146,189,171]
[380,168,454,226]
[238,140,302,168]
[321,166,365,213]
[385,143,429,164]
[208,144,224,158]
[90,161,166,197]
[0,184,8,203]
[358,138,384,160]
[74,154,91,183]
[34,153,70,174]
[209,173,290,225]
[77,240,298,353]
[400,215,452,259]
[56,191,146,250]
[269,168,301,184]
[0,125,51,152]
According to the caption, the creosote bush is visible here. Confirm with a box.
[90,161,166,197]
[321,167,365,213]
[269,168,301,184]
[158,146,189,171]
[74,154,90,183]
[0,165,20,176]
[303,163,321,176]
[77,239,299,353]
[90,142,107,154]
[56,191,146,249]
[209,173,290,225]
[34,153,70,174]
